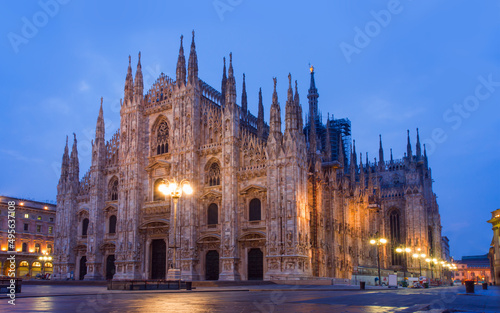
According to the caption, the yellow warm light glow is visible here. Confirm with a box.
[16,248,21,252]
[412,254,419,258]
[405,248,411,253]
[20,202,24,206]
[39,256,43,260]
[310,65,314,73]
[425,258,431,262]
[29,249,34,253]
[370,239,376,245]
[42,250,46,254]
[380,238,387,244]
[44,206,48,210]
[421,254,426,258]
[396,248,403,253]
[417,248,421,252]
[1,247,7,251]
[182,183,193,195]
[158,183,168,195]
[48,257,52,261]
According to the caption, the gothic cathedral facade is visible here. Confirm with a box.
[53,32,443,281]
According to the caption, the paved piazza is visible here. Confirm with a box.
[1,285,499,312]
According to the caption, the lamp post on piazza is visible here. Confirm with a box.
[395,246,412,286]
[158,178,193,281]
[370,234,388,286]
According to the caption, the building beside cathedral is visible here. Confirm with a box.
[53,32,443,282]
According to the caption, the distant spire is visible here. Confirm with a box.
[176,35,186,85]
[307,65,319,127]
[96,98,105,143]
[423,144,428,168]
[407,129,412,160]
[352,139,357,169]
[338,133,345,169]
[324,116,332,161]
[225,53,236,108]
[269,77,282,137]
[416,128,422,159]
[134,52,143,96]
[379,134,384,165]
[257,87,264,138]
[390,148,394,163]
[359,152,365,187]
[69,133,79,184]
[124,55,134,101]
[59,136,70,186]
[187,30,198,84]
[221,57,227,108]
[294,80,303,131]
[285,73,296,133]
[241,73,247,117]
[366,152,369,167]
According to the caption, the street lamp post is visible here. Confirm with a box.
[38,254,53,277]
[412,251,426,277]
[370,235,388,286]
[158,178,193,280]
[396,246,412,285]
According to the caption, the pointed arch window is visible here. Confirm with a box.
[207,163,220,186]
[156,121,169,155]
[389,210,402,265]
[109,215,117,234]
[82,218,89,237]
[109,178,118,201]
[249,198,261,221]
[207,203,218,225]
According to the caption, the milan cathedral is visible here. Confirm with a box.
[53,32,443,281]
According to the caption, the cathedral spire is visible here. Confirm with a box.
[221,57,227,108]
[188,30,198,84]
[359,152,365,187]
[241,73,247,117]
[352,139,357,169]
[423,144,428,168]
[69,133,79,185]
[134,52,143,96]
[407,129,412,160]
[307,65,319,126]
[176,35,186,85]
[416,128,422,159]
[124,55,134,101]
[390,148,394,163]
[379,134,384,165]
[294,80,303,131]
[285,73,296,133]
[269,77,282,137]
[338,132,345,169]
[96,97,105,143]
[225,53,236,108]
[257,87,264,138]
[366,152,369,168]
[324,116,332,161]
[59,136,70,186]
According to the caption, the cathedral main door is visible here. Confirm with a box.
[106,255,115,280]
[79,256,87,280]
[151,239,166,279]
[205,250,219,280]
[247,248,263,280]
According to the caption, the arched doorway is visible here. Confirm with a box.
[151,239,166,279]
[79,256,87,280]
[248,248,263,280]
[205,250,219,280]
[106,255,115,280]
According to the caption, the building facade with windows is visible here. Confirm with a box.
[53,33,444,281]
[488,208,500,285]
[454,255,493,284]
[0,196,56,278]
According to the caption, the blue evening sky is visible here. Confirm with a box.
[1,1,499,260]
